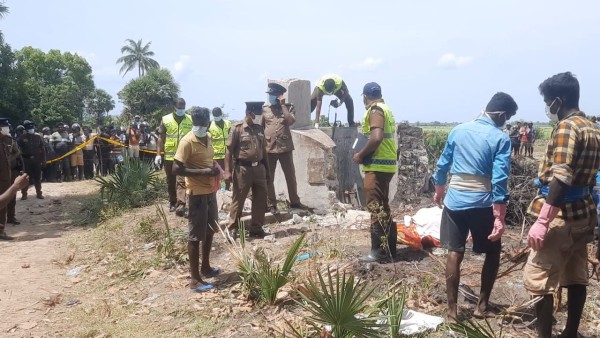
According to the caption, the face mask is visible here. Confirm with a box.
[175,108,185,116]
[27,129,35,134]
[192,126,208,138]
[252,114,263,125]
[213,115,223,122]
[268,95,279,105]
[545,99,559,122]
[0,127,9,135]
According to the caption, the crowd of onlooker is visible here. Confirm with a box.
[505,121,536,157]
[8,115,160,183]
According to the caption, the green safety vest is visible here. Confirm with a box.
[208,120,232,160]
[361,102,397,173]
[317,74,343,95]
[162,113,193,161]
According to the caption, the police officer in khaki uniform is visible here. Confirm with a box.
[263,83,307,213]
[2,121,23,225]
[224,102,270,238]
[18,120,45,199]
[0,118,16,239]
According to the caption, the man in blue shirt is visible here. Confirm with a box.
[433,92,517,323]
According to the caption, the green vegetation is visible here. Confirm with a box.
[95,156,162,209]
[116,38,160,78]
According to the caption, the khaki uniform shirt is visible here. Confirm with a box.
[0,135,12,191]
[226,121,266,162]
[263,104,295,154]
[174,132,215,196]
[2,136,21,169]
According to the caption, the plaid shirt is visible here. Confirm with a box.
[528,112,600,220]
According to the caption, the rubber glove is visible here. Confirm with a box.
[527,203,560,251]
[488,203,506,241]
[433,185,446,208]
[154,154,162,167]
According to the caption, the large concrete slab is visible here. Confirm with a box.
[271,129,337,209]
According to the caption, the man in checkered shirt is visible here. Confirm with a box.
[524,72,600,338]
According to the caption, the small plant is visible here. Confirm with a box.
[297,267,380,338]
[155,204,181,263]
[95,155,161,209]
[375,287,407,338]
[449,318,503,338]
[254,232,306,304]
[423,130,449,171]
[135,217,161,242]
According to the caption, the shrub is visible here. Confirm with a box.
[95,157,162,209]
[423,130,449,170]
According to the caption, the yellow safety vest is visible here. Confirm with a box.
[162,113,193,161]
[361,102,397,173]
[317,74,343,95]
[208,120,232,160]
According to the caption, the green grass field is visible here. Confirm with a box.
[417,124,553,141]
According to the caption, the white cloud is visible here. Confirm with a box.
[352,57,383,70]
[436,53,474,68]
[173,54,191,74]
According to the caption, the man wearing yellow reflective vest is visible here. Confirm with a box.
[209,107,232,190]
[156,98,193,215]
[353,82,398,262]
[310,74,355,127]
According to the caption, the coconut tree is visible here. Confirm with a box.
[0,2,9,44]
[116,38,160,78]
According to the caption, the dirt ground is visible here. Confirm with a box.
[1,155,600,337]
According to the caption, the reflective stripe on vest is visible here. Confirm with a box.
[361,102,397,173]
[162,113,193,161]
[208,120,232,160]
[316,74,343,95]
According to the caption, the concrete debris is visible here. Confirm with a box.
[292,214,303,224]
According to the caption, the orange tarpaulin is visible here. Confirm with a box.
[396,223,440,250]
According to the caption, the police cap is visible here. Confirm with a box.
[245,101,265,113]
[266,83,287,95]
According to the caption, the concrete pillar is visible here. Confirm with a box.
[267,79,312,130]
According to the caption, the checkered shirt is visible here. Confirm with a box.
[528,112,600,220]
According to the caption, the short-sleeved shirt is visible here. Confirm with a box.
[226,121,266,162]
[263,104,295,154]
[528,112,600,220]
[174,132,215,196]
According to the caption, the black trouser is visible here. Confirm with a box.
[22,157,43,195]
[83,149,95,179]
[310,87,355,125]
[43,162,58,182]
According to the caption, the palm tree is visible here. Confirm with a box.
[116,38,160,78]
[0,2,9,44]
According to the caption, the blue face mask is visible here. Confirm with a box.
[268,95,279,105]
[175,108,185,116]
[192,126,208,138]
[213,115,223,122]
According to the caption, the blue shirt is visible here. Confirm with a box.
[433,115,511,210]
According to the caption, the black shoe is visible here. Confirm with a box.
[175,206,187,217]
[7,218,20,226]
[359,251,390,263]
[348,122,356,127]
[36,193,44,199]
[169,203,176,212]
[0,232,14,241]
[248,229,270,238]
[289,203,309,210]
[268,205,280,215]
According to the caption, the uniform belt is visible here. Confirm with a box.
[236,160,261,167]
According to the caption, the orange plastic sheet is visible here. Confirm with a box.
[396,223,440,250]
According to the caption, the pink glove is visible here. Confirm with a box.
[527,203,560,251]
[211,162,225,192]
[433,185,446,208]
[488,203,506,241]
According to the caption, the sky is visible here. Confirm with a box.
[3,0,600,124]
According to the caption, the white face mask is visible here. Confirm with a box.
[0,126,9,135]
[213,115,223,122]
[175,108,185,116]
[192,126,208,138]
[27,129,35,134]
[252,114,263,125]
[545,99,560,122]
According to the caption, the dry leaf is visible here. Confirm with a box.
[19,321,38,330]
[21,264,30,269]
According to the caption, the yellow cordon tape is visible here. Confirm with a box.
[45,136,162,164]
